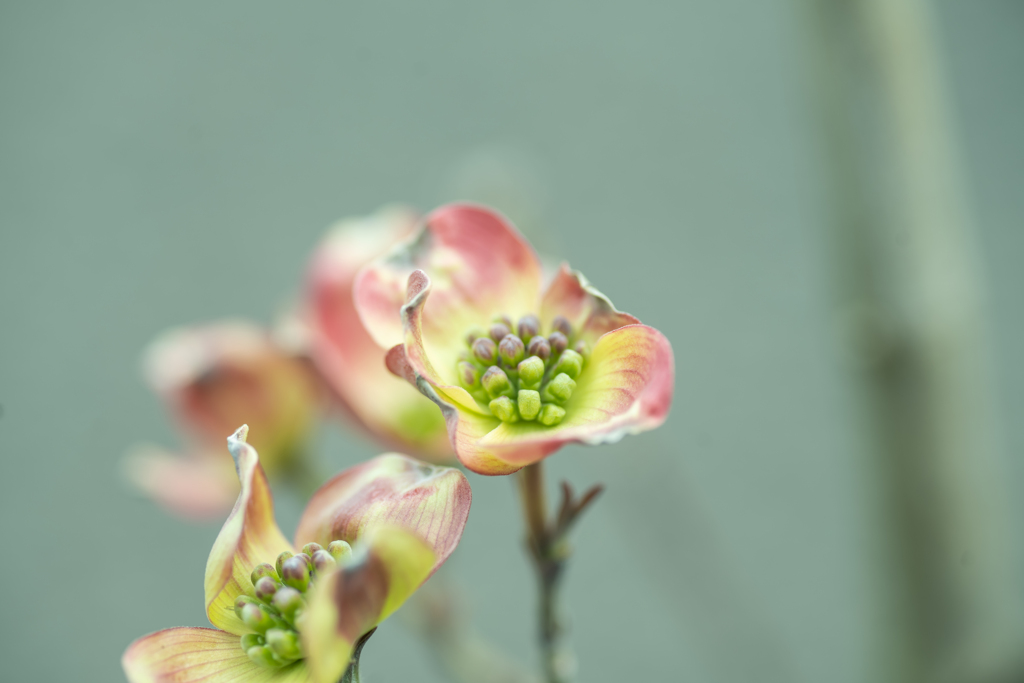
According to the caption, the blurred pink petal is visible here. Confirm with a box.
[306,208,452,460]
[121,444,238,520]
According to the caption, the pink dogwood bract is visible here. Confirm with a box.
[354,203,674,475]
[123,426,471,683]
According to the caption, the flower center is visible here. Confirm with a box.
[457,314,587,426]
[236,540,352,667]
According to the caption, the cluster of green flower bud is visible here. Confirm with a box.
[237,540,353,667]
[458,314,588,427]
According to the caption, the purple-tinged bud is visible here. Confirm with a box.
[548,332,568,355]
[517,315,540,342]
[551,315,573,337]
[234,595,262,618]
[254,576,278,602]
[574,340,589,357]
[553,349,584,379]
[301,543,323,557]
[241,603,278,633]
[280,555,310,592]
[494,314,513,329]
[327,540,352,562]
[545,373,576,403]
[498,334,525,367]
[489,323,511,343]
[465,327,485,346]
[246,645,285,667]
[458,361,479,387]
[472,337,498,364]
[311,549,337,573]
[518,356,545,390]
[488,396,519,423]
[265,628,302,661]
[296,552,312,567]
[275,551,294,578]
[527,336,551,361]
[518,390,541,421]
[250,563,278,587]
[481,366,513,399]
[539,403,566,426]
[271,586,304,619]
[240,633,264,651]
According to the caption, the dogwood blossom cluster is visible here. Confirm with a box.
[122,203,674,683]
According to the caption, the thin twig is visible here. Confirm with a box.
[517,461,604,683]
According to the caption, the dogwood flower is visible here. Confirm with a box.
[306,208,452,461]
[123,426,471,683]
[354,203,674,475]
[123,320,322,518]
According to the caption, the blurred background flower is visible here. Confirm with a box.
[122,320,323,518]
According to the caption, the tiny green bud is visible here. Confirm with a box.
[481,366,513,398]
[271,586,304,619]
[254,576,278,602]
[241,603,277,634]
[489,322,511,342]
[517,314,540,342]
[275,551,294,578]
[311,549,336,573]
[518,390,541,421]
[499,334,525,367]
[234,595,262,618]
[497,331,524,366]
[265,628,302,661]
[240,633,264,651]
[472,337,498,364]
[465,327,485,346]
[545,373,576,403]
[553,349,584,379]
[327,540,352,562]
[574,340,589,357]
[539,403,566,426]
[489,396,519,423]
[247,645,284,668]
[517,356,545,389]
[250,563,278,587]
[458,361,479,387]
[301,543,323,557]
[551,315,573,337]
[280,555,310,592]
[548,331,568,355]
[527,335,551,360]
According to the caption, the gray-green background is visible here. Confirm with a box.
[1,2,1022,682]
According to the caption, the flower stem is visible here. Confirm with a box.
[339,628,375,683]
[519,462,549,544]
[517,462,603,683]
